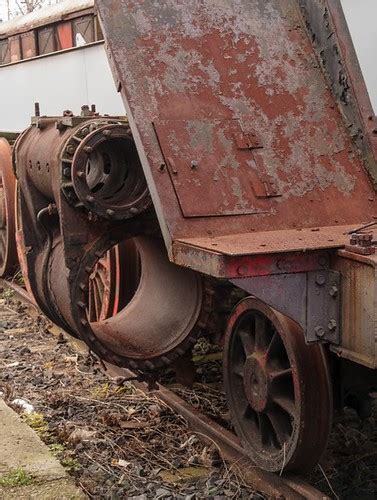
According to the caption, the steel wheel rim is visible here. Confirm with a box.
[0,139,17,277]
[224,297,333,473]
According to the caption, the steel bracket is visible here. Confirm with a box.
[231,270,341,345]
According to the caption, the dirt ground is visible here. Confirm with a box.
[0,291,376,499]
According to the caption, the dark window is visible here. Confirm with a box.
[9,35,22,62]
[20,30,37,59]
[38,26,56,55]
[0,39,10,64]
[72,15,95,46]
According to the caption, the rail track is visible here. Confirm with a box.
[1,277,329,500]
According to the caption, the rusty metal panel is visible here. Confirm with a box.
[97,0,376,260]
[20,31,37,59]
[38,26,56,55]
[155,119,276,217]
[332,250,377,369]
[73,15,95,45]
[0,39,10,65]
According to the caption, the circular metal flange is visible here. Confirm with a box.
[0,139,17,277]
[223,297,333,473]
[61,121,151,220]
[69,229,214,372]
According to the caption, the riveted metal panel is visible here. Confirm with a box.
[97,0,376,251]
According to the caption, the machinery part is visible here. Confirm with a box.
[72,236,214,371]
[231,270,341,345]
[87,240,140,322]
[0,139,17,277]
[62,122,151,219]
[223,297,332,473]
[15,116,151,221]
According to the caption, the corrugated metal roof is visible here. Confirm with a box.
[0,0,94,37]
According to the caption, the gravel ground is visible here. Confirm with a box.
[0,294,262,499]
[0,291,376,499]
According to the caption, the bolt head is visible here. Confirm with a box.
[328,319,337,331]
[315,326,325,338]
[86,195,94,203]
[315,274,326,286]
[83,146,93,154]
[329,285,338,297]
[106,209,115,217]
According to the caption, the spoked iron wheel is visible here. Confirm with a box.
[87,240,140,322]
[223,297,333,473]
[0,139,17,277]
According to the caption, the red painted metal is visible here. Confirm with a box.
[96,0,376,278]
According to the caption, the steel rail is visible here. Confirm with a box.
[0,278,328,500]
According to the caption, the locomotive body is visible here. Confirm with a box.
[0,0,376,474]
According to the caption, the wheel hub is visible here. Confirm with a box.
[244,355,269,413]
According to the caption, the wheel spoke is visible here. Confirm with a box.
[233,362,244,378]
[272,395,296,418]
[269,367,293,382]
[266,410,292,448]
[238,328,254,356]
[254,314,269,353]
[266,331,283,360]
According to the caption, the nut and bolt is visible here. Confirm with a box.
[66,144,76,155]
[315,326,325,338]
[315,274,326,286]
[328,319,337,331]
[350,232,373,247]
[329,285,338,297]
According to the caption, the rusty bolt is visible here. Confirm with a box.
[130,207,139,215]
[66,144,75,155]
[315,274,326,286]
[237,265,248,276]
[315,326,325,338]
[77,171,85,179]
[77,301,86,309]
[79,283,87,292]
[86,195,95,203]
[328,319,337,331]
[81,128,90,137]
[83,146,93,154]
[106,209,115,217]
[63,110,73,117]
[329,285,338,297]
[102,129,112,137]
[190,160,199,170]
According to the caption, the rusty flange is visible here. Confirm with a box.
[0,139,17,277]
[61,122,151,219]
[223,297,333,473]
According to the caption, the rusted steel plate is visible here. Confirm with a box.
[97,0,376,254]
[332,249,377,369]
[175,225,354,256]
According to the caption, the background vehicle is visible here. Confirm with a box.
[0,0,124,135]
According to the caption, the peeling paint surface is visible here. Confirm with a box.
[97,0,376,245]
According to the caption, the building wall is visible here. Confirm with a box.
[0,42,124,132]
